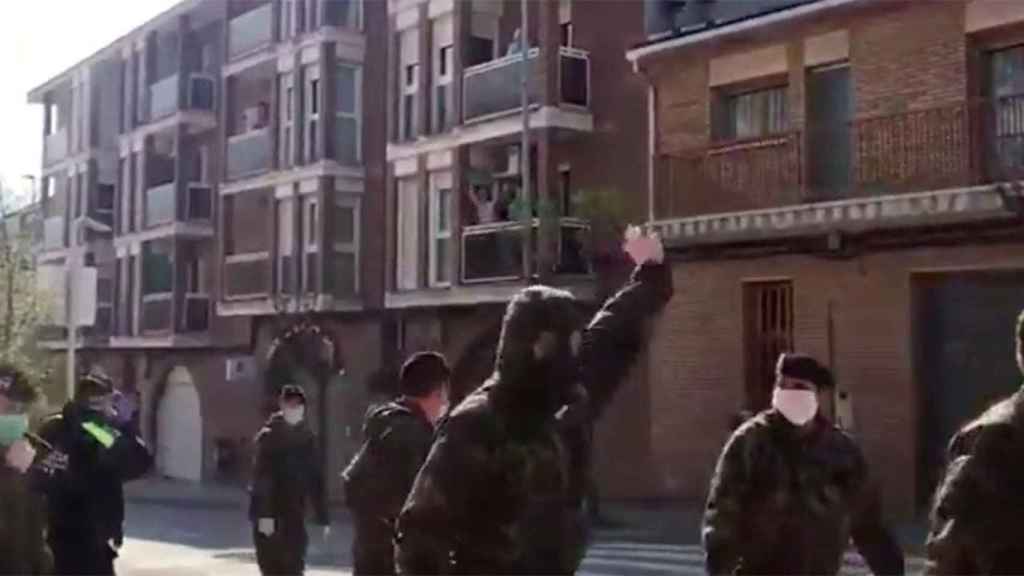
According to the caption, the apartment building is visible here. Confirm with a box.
[631,0,1024,517]
[27,0,385,489]
[381,0,652,498]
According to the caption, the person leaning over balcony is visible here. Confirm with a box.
[703,353,905,576]
[925,309,1024,575]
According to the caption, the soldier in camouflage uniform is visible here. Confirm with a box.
[395,227,672,575]
[703,353,905,576]
[342,351,450,576]
[925,310,1024,575]
[0,364,52,575]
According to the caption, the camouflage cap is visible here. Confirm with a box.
[77,368,115,399]
[0,364,38,404]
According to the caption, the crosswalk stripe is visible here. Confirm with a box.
[581,556,698,572]
[591,542,701,553]
[587,548,704,562]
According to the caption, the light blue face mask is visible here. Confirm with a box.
[0,413,29,446]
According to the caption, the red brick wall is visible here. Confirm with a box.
[647,242,1024,519]
[647,1,972,217]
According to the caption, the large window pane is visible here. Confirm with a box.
[336,66,356,114]
[142,241,173,294]
[336,117,358,165]
[335,204,355,244]
[716,86,788,141]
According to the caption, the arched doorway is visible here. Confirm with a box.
[156,366,203,482]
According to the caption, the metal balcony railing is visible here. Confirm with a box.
[559,47,590,108]
[141,293,172,333]
[148,74,216,120]
[463,48,540,123]
[227,128,272,180]
[460,218,591,283]
[224,252,270,298]
[229,4,273,59]
[44,129,68,166]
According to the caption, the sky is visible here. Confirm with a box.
[0,0,178,205]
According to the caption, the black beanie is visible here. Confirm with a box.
[400,352,450,398]
[777,353,834,390]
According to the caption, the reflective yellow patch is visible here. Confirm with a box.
[81,422,117,448]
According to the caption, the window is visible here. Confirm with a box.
[743,281,793,411]
[560,23,573,48]
[559,167,573,217]
[277,199,295,294]
[989,46,1024,178]
[307,0,320,30]
[279,75,295,168]
[403,64,419,140]
[141,240,173,294]
[303,197,319,293]
[714,85,788,141]
[434,45,454,133]
[330,198,359,297]
[429,178,452,287]
[305,67,321,162]
[280,0,294,40]
[396,179,420,291]
[335,64,361,164]
[325,0,361,29]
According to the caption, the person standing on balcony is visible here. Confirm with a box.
[35,369,153,576]
[703,353,905,576]
[395,226,673,575]
[0,364,52,575]
[342,352,451,576]
[249,385,330,576]
[465,185,499,225]
[925,310,1024,575]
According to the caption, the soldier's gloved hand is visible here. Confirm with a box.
[4,438,36,473]
[257,518,276,536]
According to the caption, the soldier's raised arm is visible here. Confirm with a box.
[578,226,673,420]
[395,408,491,575]
[702,426,751,576]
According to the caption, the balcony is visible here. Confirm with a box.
[141,293,172,334]
[43,216,65,251]
[227,128,272,180]
[186,184,213,221]
[651,98,1024,243]
[228,4,273,60]
[145,183,175,228]
[461,218,590,283]
[224,252,270,299]
[148,75,216,121]
[559,47,590,108]
[183,293,209,332]
[463,49,540,123]
[44,129,68,166]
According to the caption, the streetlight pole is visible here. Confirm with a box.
[519,0,532,282]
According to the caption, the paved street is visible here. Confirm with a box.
[116,501,925,575]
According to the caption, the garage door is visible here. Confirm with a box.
[916,270,1024,507]
[156,366,203,482]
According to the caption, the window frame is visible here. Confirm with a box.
[279,74,295,168]
[335,63,363,164]
[712,80,789,143]
[331,196,361,297]
[304,66,322,162]
[428,176,453,288]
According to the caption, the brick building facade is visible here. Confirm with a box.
[630,0,1024,518]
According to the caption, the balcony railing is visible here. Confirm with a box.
[148,75,216,121]
[43,216,65,251]
[145,182,175,228]
[650,99,1016,220]
[229,3,273,59]
[141,293,172,334]
[183,293,209,332]
[227,128,272,180]
[44,129,68,166]
[559,47,590,108]
[463,48,540,123]
[224,252,270,298]
[461,218,591,283]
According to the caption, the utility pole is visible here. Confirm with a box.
[519,0,533,281]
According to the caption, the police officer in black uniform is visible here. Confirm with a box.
[36,369,153,576]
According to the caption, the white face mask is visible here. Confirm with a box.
[772,388,819,426]
[282,407,305,426]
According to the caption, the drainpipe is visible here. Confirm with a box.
[631,60,657,227]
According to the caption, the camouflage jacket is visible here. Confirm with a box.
[926,388,1024,575]
[249,413,329,526]
[703,410,904,576]
[395,263,673,575]
[0,464,52,575]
